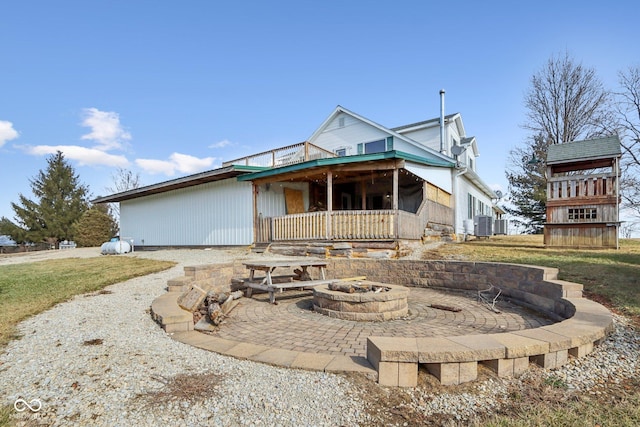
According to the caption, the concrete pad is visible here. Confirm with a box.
[417,337,479,363]
[448,334,506,360]
[491,333,549,358]
[251,348,299,368]
[325,355,375,374]
[172,330,216,347]
[224,342,271,359]
[291,352,335,371]
[192,337,239,354]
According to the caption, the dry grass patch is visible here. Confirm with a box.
[137,372,224,408]
[0,256,175,350]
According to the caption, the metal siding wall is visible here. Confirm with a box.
[120,179,254,246]
[256,182,309,218]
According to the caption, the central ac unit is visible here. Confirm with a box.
[474,215,493,237]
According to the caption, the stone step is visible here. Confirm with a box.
[150,291,194,333]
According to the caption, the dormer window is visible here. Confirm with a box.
[335,148,347,157]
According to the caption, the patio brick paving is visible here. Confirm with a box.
[204,287,556,357]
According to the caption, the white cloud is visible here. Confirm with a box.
[135,152,216,175]
[209,139,233,149]
[80,107,131,151]
[25,145,129,167]
[0,120,19,147]
[134,158,176,175]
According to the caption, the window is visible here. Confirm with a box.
[357,137,393,155]
[335,148,347,157]
[338,117,345,128]
[467,193,476,219]
[364,139,385,154]
[568,208,597,220]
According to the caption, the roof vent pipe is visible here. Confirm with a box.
[439,89,447,155]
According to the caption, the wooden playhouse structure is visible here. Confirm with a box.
[544,135,622,248]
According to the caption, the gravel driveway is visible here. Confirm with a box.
[1,248,368,426]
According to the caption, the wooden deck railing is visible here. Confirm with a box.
[223,141,336,168]
[547,174,617,202]
[331,210,395,239]
[265,201,453,242]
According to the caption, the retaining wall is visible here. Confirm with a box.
[155,258,613,387]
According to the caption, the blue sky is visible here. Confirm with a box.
[1,1,638,223]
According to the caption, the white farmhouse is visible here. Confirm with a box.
[94,100,498,252]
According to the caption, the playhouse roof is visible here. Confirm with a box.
[546,135,622,165]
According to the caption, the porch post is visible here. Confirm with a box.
[252,183,259,244]
[393,168,399,238]
[392,168,399,210]
[361,178,367,210]
[327,171,333,239]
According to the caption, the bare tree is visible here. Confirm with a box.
[523,51,613,144]
[620,221,639,239]
[507,52,614,231]
[614,66,640,217]
[105,167,142,221]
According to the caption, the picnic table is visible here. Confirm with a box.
[242,260,333,304]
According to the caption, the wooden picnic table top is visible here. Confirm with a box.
[242,260,328,270]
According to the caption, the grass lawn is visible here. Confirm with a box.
[0,256,175,350]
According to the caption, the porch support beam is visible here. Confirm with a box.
[252,183,259,243]
[393,168,399,210]
[248,159,404,186]
[327,171,333,238]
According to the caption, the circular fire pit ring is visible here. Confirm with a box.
[312,281,409,321]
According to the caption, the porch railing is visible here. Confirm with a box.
[547,173,617,203]
[223,141,336,168]
[262,201,453,242]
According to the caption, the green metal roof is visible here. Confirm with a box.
[546,135,622,165]
[236,150,455,181]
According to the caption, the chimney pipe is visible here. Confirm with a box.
[439,89,446,155]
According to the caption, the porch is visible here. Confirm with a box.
[257,199,453,242]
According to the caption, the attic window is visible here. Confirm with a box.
[363,139,385,154]
[335,148,347,156]
[338,117,345,127]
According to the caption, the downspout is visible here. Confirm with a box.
[439,89,447,155]
[452,165,468,241]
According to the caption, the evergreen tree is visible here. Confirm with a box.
[73,205,118,247]
[8,151,90,245]
[505,134,548,233]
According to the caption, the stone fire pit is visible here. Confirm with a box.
[312,281,409,321]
